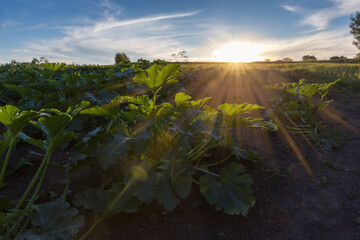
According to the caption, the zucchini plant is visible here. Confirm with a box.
[268,79,342,150]
[0,103,89,238]
[74,64,276,237]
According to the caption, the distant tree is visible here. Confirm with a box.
[302,55,317,61]
[350,12,360,50]
[135,58,151,69]
[282,57,293,62]
[354,53,360,61]
[153,59,168,65]
[31,58,40,64]
[178,50,187,61]
[171,51,188,62]
[330,56,347,62]
[264,58,271,62]
[40,57,49,63]
[115,52,130,64]
[171,53,177,61]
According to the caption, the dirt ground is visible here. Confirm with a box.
[2,67,360,240]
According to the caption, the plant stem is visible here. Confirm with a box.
[79,216,105,240]
[200,153,233,167]
[195,167,221,178]
[15,144,53,209]
[24,148,53,210]
[62,173,72,201]
[0,136,16,187]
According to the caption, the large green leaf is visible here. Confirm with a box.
[0,105,38,135]
[66,101,90,116]
[73,186,140,214]
[2,84,32,97]
[80,98,125,118]
[96,132,130,170]
[152,172,179,211]
[133,64,179,92]
[199,162,255,215]
[32,111,72,138]
[52,131,78,150]
[18,132,46,151]
[233,145,260,163]
[174,92,192,109]
[218,103,263,116]
[18,200,84,240]
[72,188,109,212]
[127,167,159,204]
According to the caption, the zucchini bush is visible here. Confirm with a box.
[268,79,342,150]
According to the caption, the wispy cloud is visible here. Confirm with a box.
[0,20,17,29]
[99,0,125,18]
[261,28,356,60]
[282,5,302,13]
[11,10,201,64]
[290,0,360,31]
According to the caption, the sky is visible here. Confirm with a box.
[0,0,360,64]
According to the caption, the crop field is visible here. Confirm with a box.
[0,60,360,239]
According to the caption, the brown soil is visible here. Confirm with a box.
[2,67,360,240]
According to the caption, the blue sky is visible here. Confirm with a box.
[0,0,359,64]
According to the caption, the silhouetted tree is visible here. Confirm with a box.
[115,52,130,64]
[330,56,347,62]
[171,51,188,62]
[302,55,317,61]
[282,57,293,62]
[350,12,360,50]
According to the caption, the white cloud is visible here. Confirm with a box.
[260,28,357,60]
[300,0,360,31]
[282,5,302,13]
[9,11,201,64]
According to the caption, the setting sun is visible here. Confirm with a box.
[212,41,266,62]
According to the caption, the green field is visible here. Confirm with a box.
[0,60,359,239]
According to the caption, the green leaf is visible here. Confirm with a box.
[66,101,90,116]
[20,199,84,239]
[33,112,72,138]
[96,132,129,170]
[0,105,38,136]
[80,98,124,118]
[128,168,159,204]
[218,103,263,116]
[73,186,140,214]
[128,95,150,105]
[173,174,192,199]
[190,97,211,109]
[174,92,192,108]
[2,84,32,97]
[72,188,109,212]
[133,64,179,92]
[199,162,255,215]
[18,132,46,151]
[153,172,179,211]
[52,131,78,150]
[233,146,260,163]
